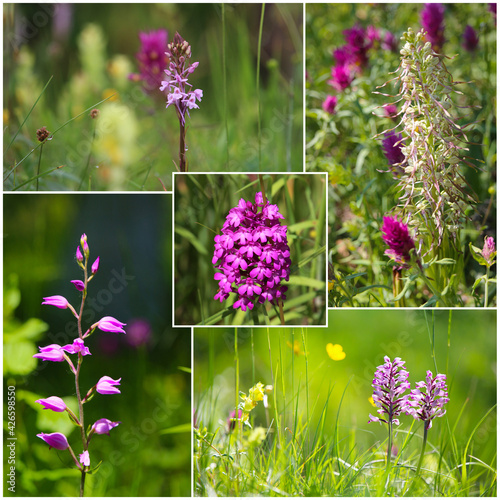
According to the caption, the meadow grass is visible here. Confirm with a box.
[194,311,497,496]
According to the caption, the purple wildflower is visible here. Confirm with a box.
[463,25,479,52]
[343,25,370,68]
[33,344,66,362]
[35,396,67,412]
[369,356,410,426]
[129,29,169,95]
[96,376,121,395]
[381,216,417,268]
[94,316,127,334]
[328,64,353,92]
[333,46,352,66]
[159,32,202,126]
[367,25,381,45]
[482,236,496,266]
[91,418,121,435]
[71,280,85,291]
[406,371,449,430]
[79,450,90,467]
[41,295,70,309]
[421,3,445,51]
[322,95,337,115]
[37,432,69,450]
[91,256,100,274]
[212,192,291,312]
[382,131,405,175]
[62,338,91,356]
[76,246,83,263]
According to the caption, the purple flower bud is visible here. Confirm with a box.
[463,25,479,52]
[322,95,337,115]
[381,216,417,268]
[368,356,411,426]
[91,418,121,435]
[37,432,69,450]
[382,131,405,169]
[41,295,70,309]
[35,396,67,412]
[96,376,121,395]
[406,370,449,430]
[33,344,66,362]
[76,246,83,263]
[95,316,127,334]
[71,280,86,291]
[91,256,100,274]
[79,450,90,467]
[80,234,89,258]
[62,338,91,356]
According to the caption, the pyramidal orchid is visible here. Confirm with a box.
[212,192,291,321]
[33,234,125,497]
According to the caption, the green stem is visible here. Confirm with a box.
[179,119,187,172]
[386,420,393,472]
[419,269,450,307]
[78,122,97,191]
[407,424,428,496]
[222,3,229,168]
[484,265,490,308]
[36,143,44,191]
[256,4,265,170]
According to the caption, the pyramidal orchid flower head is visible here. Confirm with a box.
[406,370,449,430]
[79,450,90,467]
[41,295,70,309]
[33,344,66,362]
[95,316,127,334]
[212,191,291,312]
[71,280,85,291]
[96,376,122,395]
[35,396,67,412]
[381,216,417,269]
[91,418,121,435]
[37,432,69,450]
[368,356,411,426]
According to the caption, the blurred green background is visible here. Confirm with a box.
[4,3,303,191]
[174,173,327,326]
[195,309,496,464]
[3,194,191,496]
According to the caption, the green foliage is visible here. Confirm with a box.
[194,310,497,496]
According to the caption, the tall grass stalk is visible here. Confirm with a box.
[256,4,265,170]
[222,3,229,168]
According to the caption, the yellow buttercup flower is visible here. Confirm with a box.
[326,343,346,361]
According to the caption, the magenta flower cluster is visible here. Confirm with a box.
[381,216,417,269]
[369,356,449,430]
[328,24,396,93]
[129,29,169,95]
[406,371,449,430]
[381,131,405,176]
[369,356,411,426]
[212,192,291,312]
[34,234,123,485]
[421,3,445,51]
[159,32,202,126]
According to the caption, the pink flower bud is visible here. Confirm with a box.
[95,316,127,334]
[79,450,90,467]
[41,295,70,309]
[76,246,84,263]
[37,432,69,450]
[71,280,85,291]
[91,418,121,435]
[91,256,100,274]
[96,376,121,395]
[33,344,66,362]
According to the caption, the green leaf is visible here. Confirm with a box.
[159,423,192,435]
[434,258,456,265]
[287,275,325,289]
[3,342,38,376]
[175,226,208,255]
[177,366,191,374]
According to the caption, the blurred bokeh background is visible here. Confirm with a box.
[174,173,327,326]
[195,309,496,467]
[3,193,191,496]
[4,3,303,191]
